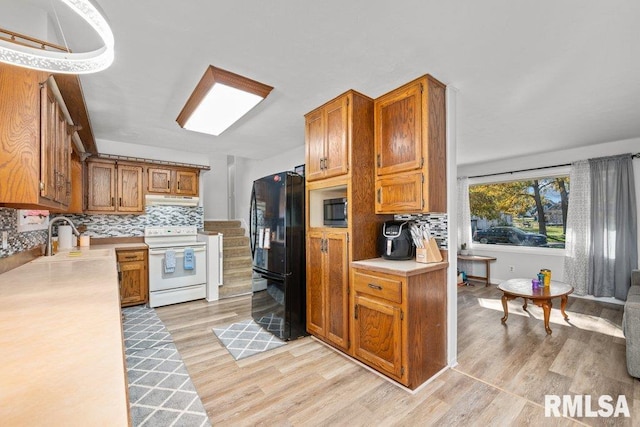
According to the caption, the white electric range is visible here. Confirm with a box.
[144,226,207,308]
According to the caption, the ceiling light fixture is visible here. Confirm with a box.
[0,0,114,74]
[176,65,273,136]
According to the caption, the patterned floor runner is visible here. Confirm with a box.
[213,318,286,360]
[123,306,210,426]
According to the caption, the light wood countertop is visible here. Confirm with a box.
[0,246,130,425]
[352,257,449,277]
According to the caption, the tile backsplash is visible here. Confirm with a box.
[0,206,204,258]
[60,206,204,238]
[0,208,48,258]
[394,213,449,249]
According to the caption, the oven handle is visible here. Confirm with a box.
[149,247,206,255]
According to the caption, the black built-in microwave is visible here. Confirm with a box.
[323,197,348,227]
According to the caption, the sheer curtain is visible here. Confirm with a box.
[457,177,472,250]
[564,160,591,295]
[588,154,638,299]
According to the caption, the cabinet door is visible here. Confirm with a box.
[118,165,143,212]
[323,96,349,179]
[147,167,171,193]
[305,109,325,182]
[118,251,148,307]
[40,82,58,202]
[353,294,403,379]
[66,156,83,213]
[375,80,423,176]
[176,170,198,196]
[324,231,350,350]
[306,231,325,336]
[87,161,116,211]
[375,171,423,214]
[56,111,71,205]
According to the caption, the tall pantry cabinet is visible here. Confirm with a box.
[304,90,391,352]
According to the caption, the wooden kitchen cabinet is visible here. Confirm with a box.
[305,91,369,182]
[304,89,392,353]
[147,167,172,193]
[374,75,446,214]
[117,249,148,307]
[86,159,143,213]
[147,167,199,196]
[351,264,447,389]
[0,64,76,210]
[306,230,350,350]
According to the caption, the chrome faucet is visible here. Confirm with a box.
[46,217,80,256]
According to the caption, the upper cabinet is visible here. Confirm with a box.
[86,159,144,213]
[374,75,446,214]
[305,92,358,182]
[0,64,81,210]
[147,167,199,197]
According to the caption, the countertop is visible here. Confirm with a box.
[0,246,130,425]
[351,257,449,277]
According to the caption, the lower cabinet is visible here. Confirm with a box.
[351,264,447,389]
[306,230,350,351]
[117,249,148,307]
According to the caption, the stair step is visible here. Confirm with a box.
[223,236,249,248]
[224,257,252,270]
[223,246,251,258]
[224,273,253,286]
[204,220,241,229]
[208,228,245,237]
[219,283,252,299]
[205,220,253,299]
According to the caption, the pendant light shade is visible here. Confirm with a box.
[176,66,273,136]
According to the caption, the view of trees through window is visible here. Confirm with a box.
[470,176,569,249]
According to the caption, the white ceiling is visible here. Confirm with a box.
[4,1,640,166]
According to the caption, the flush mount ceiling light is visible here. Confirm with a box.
[176,65,273,136]
[0,0,114,74]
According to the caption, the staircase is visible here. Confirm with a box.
[203,220,253,299]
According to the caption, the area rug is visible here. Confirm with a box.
[123,306,210,427]
[213,319,286,360]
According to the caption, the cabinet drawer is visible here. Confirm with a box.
[353,270,402,304]
[117,250,146,262]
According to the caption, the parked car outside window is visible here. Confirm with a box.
[472,226,547,247]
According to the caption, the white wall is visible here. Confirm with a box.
[235,145,305,227]
[202,156,228,220]
[457,137,640,283]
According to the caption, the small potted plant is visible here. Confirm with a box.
[460,243,469,256]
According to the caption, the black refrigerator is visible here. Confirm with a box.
[250,171,306,340]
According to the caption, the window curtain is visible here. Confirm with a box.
[588,154,638,300]
[457,177,472,250]
[564,161,591,295]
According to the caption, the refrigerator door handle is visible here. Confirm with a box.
[249,186,256,257]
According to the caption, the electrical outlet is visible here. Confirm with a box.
[508,265,515,272]
[2,231,7,250]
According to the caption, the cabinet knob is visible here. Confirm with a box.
[368,283,383,291]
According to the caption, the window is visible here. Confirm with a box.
[470,176,569,249]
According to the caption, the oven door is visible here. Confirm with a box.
[148,246,207,291]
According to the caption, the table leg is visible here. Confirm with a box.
[501,294,509,323]
[560,295,569,320]
[522,298,528,311]
[485,261,491,287]
[542,300,553,334]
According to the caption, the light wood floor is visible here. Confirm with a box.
[155,283,640,426]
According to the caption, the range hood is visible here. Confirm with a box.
[145,195,200,207]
